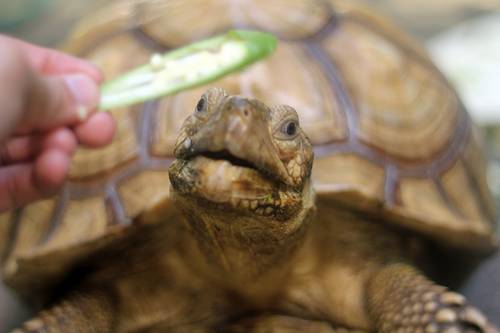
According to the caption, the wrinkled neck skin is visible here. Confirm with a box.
[174,180,315,291]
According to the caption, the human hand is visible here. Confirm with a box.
[0,35,115,212]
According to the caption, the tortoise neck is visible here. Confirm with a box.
[175,183,315,283]
[187,212,310,282]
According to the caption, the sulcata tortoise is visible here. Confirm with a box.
[1,0,498,332]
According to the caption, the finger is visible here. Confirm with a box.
[0,136,38,165]
[42,127,78,155]
[0,128,77,165]
[0,45,29,142]
[0,164,38,212]
[0,35,102,82]
[0,150,69,212]
[19,73,101,132]
[74,112,116,147]
[34,149,70,192]
[0,43,101,137]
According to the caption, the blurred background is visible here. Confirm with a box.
[0,0,500,330]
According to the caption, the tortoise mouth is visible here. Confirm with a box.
[178,146,282,183]
[169,155,300,218]
[197,150,260,172]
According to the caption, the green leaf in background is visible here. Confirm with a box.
[0,0,49,30]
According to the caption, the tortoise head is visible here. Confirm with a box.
[169,87,315,280]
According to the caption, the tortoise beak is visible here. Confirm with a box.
[177,96,292,185]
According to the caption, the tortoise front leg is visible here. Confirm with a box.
[367,263,498,333]
[10,290,115,333]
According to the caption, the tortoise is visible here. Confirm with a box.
[1,0,498,332]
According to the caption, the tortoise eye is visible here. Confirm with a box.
[196,98,206,113]
[281,120,298,138]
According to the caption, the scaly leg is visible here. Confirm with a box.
[367,263,498,333]
[10,290,114,333]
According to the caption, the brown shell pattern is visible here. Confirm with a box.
[0,0,496,289]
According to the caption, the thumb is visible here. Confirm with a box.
[20,73,100,132]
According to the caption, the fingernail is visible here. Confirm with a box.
[63,74,100,120]
[77,106,89,121]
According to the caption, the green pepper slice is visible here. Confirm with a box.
[99,30,277,110]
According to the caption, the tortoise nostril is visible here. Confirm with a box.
[243,109,249,116]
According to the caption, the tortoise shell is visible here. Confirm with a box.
[0,0,496,292]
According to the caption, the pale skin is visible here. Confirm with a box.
[0,35,116,212]
[10,89,499,333]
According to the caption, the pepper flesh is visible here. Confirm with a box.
[99,30,277,110]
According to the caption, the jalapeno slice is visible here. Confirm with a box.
[99,30,277,110]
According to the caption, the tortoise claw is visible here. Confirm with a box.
[423,292,498,333]
[368,264,499,333]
